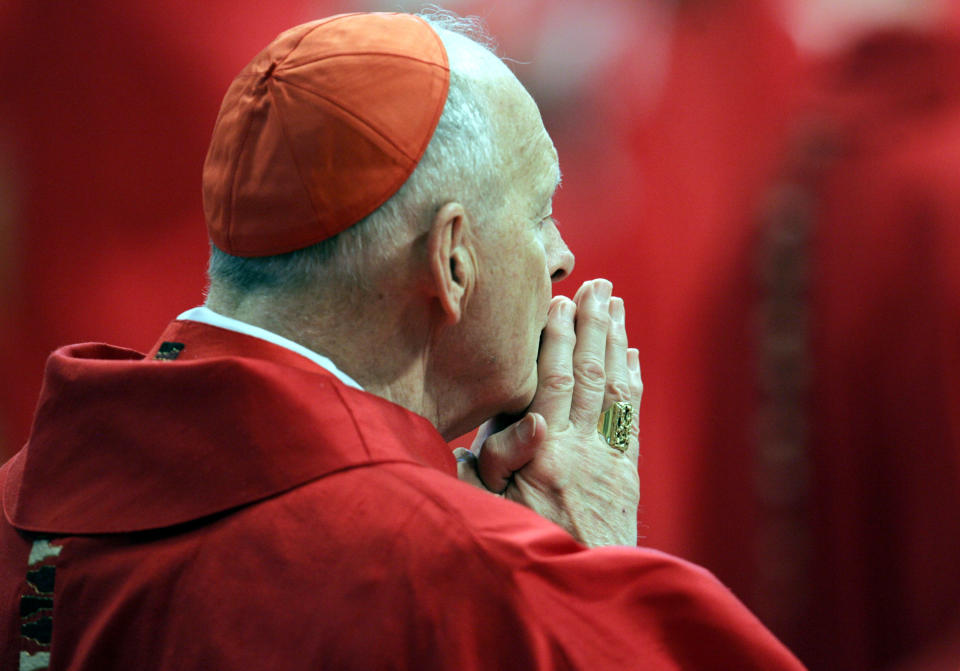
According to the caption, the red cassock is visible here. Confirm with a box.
[1,320,804,670]
[790,27,960,670]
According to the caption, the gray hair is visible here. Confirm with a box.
[207,10,507,296]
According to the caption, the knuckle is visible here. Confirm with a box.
[608,330,628,348]
[544,324,576,348]
[605,380,632,401]
[583,310,611,331]
[574,357,605,388]
[539,371,575,394]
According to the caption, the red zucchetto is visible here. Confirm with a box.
[202,12,450,257]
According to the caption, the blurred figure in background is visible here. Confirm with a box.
[0,1,303,455]
[758,0,960,668]
[610,0,960,668]
[621,0,960,668]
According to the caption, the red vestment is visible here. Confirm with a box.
[791,27,960,669]
[1,320,804,670]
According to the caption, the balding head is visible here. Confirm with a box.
[203,11,573,437]
[206,11,515,305]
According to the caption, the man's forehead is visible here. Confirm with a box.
[496,76,559,204]
[540,154,561,202]
[549,160,561,192]
[519,123,558,184]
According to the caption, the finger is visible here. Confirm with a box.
[569,279,612,427]
[625,347,643,466]
[572,281,591,304]
[528,296,576,426]
[453,448,486,490]
[470,413,523,452]
[627,347,643,409]
[603,297,631,410]
[475,413,546,493]
[471,420,495,453]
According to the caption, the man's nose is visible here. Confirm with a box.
[549,229,575,283]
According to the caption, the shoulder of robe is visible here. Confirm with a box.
[259,462,807,671]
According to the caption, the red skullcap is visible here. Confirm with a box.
[203,13,450,257]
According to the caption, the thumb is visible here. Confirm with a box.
[475,413,546,493]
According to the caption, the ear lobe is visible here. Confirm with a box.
[427,202,473,324]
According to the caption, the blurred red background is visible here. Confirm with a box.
[2,1,959,669]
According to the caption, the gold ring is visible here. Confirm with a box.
[597,401,633,452]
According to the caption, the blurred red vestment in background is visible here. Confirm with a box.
[567,2,960,669]
[791,26,960,670]
[600,3,960,667]
[0,1,326,455]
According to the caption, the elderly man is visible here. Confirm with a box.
[0,11,803,670]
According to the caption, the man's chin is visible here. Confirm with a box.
[506,374,538,416]
[476,368,538,432]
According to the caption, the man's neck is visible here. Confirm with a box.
[204,288,449,435]
[178,306,363,390]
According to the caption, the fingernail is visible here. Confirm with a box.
[610,297,625,322]
[518,414,535,442]
[594,281,612,304]
[558,298,574,319]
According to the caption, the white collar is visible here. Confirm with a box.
[176,306,363,390]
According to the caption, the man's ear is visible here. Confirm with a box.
[427,202,474,324]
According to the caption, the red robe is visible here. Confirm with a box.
[791,27,960,670]
[1,320,804,670]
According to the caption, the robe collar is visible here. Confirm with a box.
[4,320,456,534]
[174,306,363,390]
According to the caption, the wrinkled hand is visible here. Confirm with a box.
[454,279,643,547]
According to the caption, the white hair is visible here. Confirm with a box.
[208,10,509,295]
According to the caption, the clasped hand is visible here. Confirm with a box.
[455,279,643,547]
